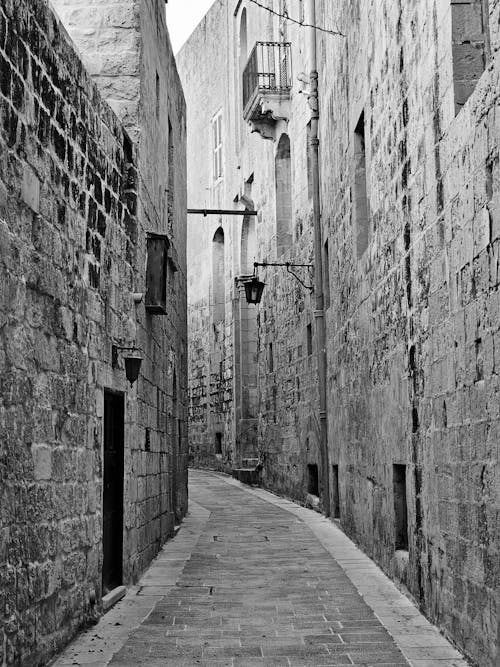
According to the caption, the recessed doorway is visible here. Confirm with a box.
[102,390,125,595]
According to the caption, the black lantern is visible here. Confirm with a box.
[124,352,143,386]
[112,345,143,386]
[244,276,266,305]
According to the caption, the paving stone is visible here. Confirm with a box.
[53,471,471,667]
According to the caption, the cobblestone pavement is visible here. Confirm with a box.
[53,470,469,667]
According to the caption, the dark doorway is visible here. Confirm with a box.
[103,390,125,594]
[307,464,319,496]
[332,464,340,519]
[215,432,222,454]
[172,372,178,521]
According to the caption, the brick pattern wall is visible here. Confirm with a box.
[53,0,189,574]
[49,0,141,139]
[179,0,498,665]
[177,1,237,470]
[317,1,499,665]
[178,0,324,484]
[0,0,187,664]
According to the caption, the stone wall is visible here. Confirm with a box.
[316,1,499,665]
[177,0,322,490]
[179,0,498,665]
[177,1,235,470]
[0,0,187,664]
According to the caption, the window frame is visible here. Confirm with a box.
[145,232,170,315]
[353,110,370,259]
[212,110,223,183]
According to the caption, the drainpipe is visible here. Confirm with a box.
[306,0,330,516]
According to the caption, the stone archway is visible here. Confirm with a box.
[275,134,292,256]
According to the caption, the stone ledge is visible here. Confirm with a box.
[102,585,127,613]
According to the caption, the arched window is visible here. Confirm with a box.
[212,227,225,324]
[239,8,248,70]
[275,134,292,255]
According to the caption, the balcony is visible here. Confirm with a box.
[243,42,292,138]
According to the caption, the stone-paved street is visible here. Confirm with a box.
[53,471,469,667]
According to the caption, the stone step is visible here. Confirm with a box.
[102,585,126,613]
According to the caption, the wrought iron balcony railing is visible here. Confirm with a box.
[243,42,292,119]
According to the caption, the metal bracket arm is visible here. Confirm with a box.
[253,262,314,291]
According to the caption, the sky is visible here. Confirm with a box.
[166,0,218,54]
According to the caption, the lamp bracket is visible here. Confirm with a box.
[253,262,314,292]
[235,274,255,284]
[112,344,140,368]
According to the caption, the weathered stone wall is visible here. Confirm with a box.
[0,0,187,664]
[179,0,498,665]
[51,0,189,528]
[177,2,322,487]
[177,2,235,470]
[316,1,499,665]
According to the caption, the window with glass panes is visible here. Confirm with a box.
[212,111,223,181]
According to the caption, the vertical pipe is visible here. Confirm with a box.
[306,0,330,515]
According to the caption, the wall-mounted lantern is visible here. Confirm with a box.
[112,345,143,386]
[243,275,266,305]
[237,261,314,305]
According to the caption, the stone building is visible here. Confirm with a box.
[0,0,187,664]
[178,1,323,493]
[177,1,498,665]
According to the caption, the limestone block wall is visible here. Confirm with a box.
[178,1,323,489]
[0,0,187,664]
[317,0,499,664]
[177,1,235,468]
[51,0,189,556]
[48,0,142,139]
[179,0,498,664]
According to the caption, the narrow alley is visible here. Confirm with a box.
[53,470,467,667]
[1,1,498,665]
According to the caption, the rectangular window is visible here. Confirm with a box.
[323,239,330,310]
[157,388,167,431]
[332,464,340,519]
[306,323,313,357]
[393,464,409,550]
[279,0,289,39]
[167,118,174,233]
[145,233,169,314]
[268,342,274,372]
[353,111,370,258]
[307,121,314,200]
[298,0,305,23]
[212,110,223,181]
[451,0,490,114]
[155,72,160,120]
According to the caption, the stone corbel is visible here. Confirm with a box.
[248,97,291,141]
